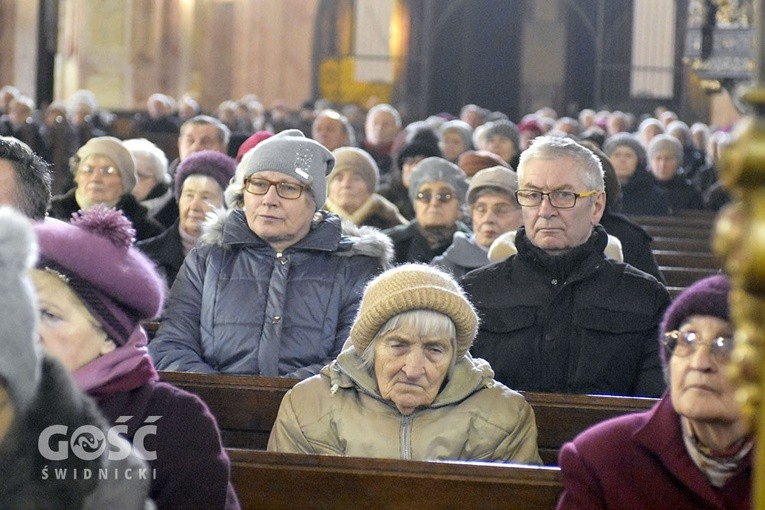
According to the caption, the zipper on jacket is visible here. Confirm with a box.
[400,415,413,460]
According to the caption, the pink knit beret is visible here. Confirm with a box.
[34,206,165,345]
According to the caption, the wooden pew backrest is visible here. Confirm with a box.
[227,448,563,510]
[160,371,658,465]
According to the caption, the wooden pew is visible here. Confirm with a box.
[159,371,657,464]
[659,266,720,288]
[652,250,721,270]
[160,371,296,449]
[629,212,716,229]
[226,448,563,510]
[651,236,713,253]
[641,224,713,240]
[523,392,656,464]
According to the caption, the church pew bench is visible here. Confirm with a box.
[159,371,658,465]
[226,448,564,510]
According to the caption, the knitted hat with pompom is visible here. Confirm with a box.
[34,206,165,346]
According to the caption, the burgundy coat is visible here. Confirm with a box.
[557,394,751,509]
[97,381,240,510]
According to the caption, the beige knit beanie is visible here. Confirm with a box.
[350,264,479,358]
[329,147,379,193]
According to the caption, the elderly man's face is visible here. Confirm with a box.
[242,170,316,252]
[413,181,461,228]
[178,124,226,161]
[669,315,744,433]
[365,110,399,147]
[328,169,370,214]
[471,191,522,248]
[312,115,348,151]
[519,157,605,254]
[75,155,125,205]
[374,328,453,416]
[650,150,680,182]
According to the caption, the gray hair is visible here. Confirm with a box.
[647,134,683,163]
[360,309,458,375]
[517,135,605,191]
[313,109,356,146]
[122,138,170,185]
[366,104,402,129]
[181,115,231,147]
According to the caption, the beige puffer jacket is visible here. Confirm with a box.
[267,348,542,464]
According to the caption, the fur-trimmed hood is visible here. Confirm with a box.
[199,208,393,269]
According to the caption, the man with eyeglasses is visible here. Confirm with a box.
[431,166,522,277]
[462,136,670,397]
[150,129,392,379]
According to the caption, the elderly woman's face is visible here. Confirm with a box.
[131,156,158,202]
[75,155,125,205]
[179,174,224,238]
[328,169,370,214]
[471,191,522,248]
[242,170,316,252]
[669,315,742,426]
[650,150,680,182]
[609,146,639,183]
[414,180,461,228]
[442,132,467,162]
[374,328,453,416]
[29,270,116,372]
[486,135,517,164]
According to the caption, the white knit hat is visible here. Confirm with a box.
[0,206,41,412]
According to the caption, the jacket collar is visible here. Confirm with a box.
[325,348,496,411]
[515,224,608,281]
[633,393,752,497]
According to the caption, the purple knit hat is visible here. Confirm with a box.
[174,150,236,201]
[34,206,165,346]
[659,274,730,367]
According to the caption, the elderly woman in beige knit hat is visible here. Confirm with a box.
[323,147,407,230]
[268,263,542,463]
[48,136,164,241]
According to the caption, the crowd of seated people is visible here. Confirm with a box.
[0,85,751,507]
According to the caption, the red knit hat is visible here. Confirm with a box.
[457,150,510,176]
[236,130,273,163]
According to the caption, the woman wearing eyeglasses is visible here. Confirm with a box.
[384,157,471,264]
[149,130,392,379]
[49,136,164,240]
[557,275,752,509]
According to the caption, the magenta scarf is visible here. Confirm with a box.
[73,326,158,398]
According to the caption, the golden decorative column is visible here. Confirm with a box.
[713,1,765,506]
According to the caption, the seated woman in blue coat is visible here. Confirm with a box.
[149,129,392,379]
